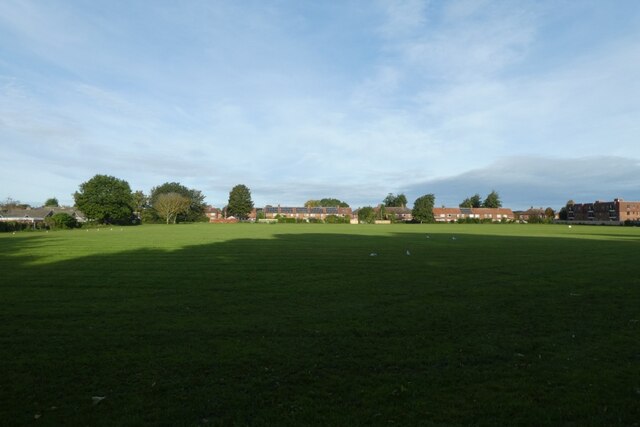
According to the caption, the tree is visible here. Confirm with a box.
[412,194,435,223]
[45,212,77,229]
[544,207,555,220]
[305,198,349,207]
[132,191,147,216]
[482,190,502,208]
[1,198,30,210]
[357,206,376,224]
[154,193,191,224]
[149,182,206,222]
[558,206,568,220]
[74,174,134,224]
[227,184,254,219]
[44,197,59,207]
[383,193,407,208]
[459,194,481,208]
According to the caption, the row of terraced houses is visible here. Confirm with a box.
[205,198,640,224]
[206,204,518,223]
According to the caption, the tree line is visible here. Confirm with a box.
[70,174,256,225]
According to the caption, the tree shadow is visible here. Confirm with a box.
[1,229,639,425]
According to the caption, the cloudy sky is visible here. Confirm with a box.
[1,0,639,210]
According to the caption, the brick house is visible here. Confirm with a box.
[567,199,640,223]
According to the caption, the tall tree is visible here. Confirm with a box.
[154,193,191,224]
[544,207,555,220]
[460,194,482,208]
[482,190,502,208]
[412,194,435,223]
[132,191,148,216]
[44,197,59,207]
[357,206,375,224]
[227,184,254,219]
[74,174,134,224]
[150,182,206,222]
[383,193,408,208]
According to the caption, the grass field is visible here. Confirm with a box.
[1,223,639,426]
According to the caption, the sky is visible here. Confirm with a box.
[1,0,639,210]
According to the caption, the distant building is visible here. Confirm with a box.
[262,205,352,220]
[0,207,86,225]
[514,208,546,222]
[372,205,413,222]
[567,199,640,223]
[432,207,515,222]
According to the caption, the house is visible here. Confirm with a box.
[373,205,413,222]
[515,208,546,222]
[432,207,515,222]
[262,205,353,220]
[0,208,54,227]
[567,199,640,223]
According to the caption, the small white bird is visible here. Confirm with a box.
[406,250,411,256]
[369,252,377,257]
[426,235,430,239]
[451,236,456,240]
[91,396,106,405]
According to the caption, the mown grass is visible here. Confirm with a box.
[1,223,639,426]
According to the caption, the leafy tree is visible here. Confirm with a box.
[482,190,502,208]
[544,207,555,220]
[383,193,407,208]
[305,198,349,207]
[44,197,59,207]
[132,191,148,216]
[227,184,254,219]
[412,194,435,223]
[459,194,482,208]
[357,206,376,224]
[320,198,349,207]
[45,212,78,229]
[149,182,206,222]
[154,193,191,224]
[558,206,568,220]
[74,174,134,224]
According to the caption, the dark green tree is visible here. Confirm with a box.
[149,182,206,222]
[305,198,349,207]
[45,212,78,229]
[227,184,254,219]
[459,193,482,208]
[482,190,502,208]
[558,206,568,220]
[383,193,408,207]
[44,197,59,207]
[74,174,134,224]
[412,194,435,223]
[357,206,376,224]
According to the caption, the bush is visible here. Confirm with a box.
[325,215,349,224]
[0,221,45,232]
[45,213,78,230]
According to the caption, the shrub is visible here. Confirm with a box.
[45,213,79,230]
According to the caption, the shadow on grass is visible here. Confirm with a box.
[1,230,639,426]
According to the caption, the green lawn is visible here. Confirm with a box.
[1,223,639,426]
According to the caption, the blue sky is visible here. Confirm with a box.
[1,0,639,210]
